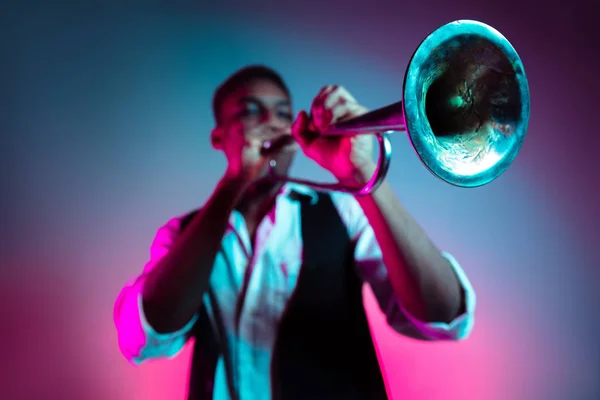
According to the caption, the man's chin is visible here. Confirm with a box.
[248,174,283,194]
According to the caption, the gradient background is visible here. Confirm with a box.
[2,1,599,399]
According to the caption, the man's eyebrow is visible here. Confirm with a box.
[237,96,259,104]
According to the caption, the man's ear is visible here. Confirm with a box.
[210,126,223,150]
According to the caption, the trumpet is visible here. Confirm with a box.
[261,19,530,195]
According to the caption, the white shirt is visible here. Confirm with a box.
[113,183,476,399]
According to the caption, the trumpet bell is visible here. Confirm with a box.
[403,19,530,187]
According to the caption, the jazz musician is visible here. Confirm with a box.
[114,65,476,399]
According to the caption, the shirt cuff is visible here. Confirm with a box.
[115,277,198,364]
[389,251,476,340]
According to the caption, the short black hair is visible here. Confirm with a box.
[212,65,291,124]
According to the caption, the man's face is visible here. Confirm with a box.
[214,78,297,176]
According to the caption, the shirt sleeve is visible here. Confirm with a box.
[336,193,476,341]
[113,217,199,365]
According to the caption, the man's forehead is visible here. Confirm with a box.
[225,80,290,104]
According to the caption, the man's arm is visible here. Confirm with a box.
[140,175,247,334]
[353,171,465,325]
[332,191,475,341]
[114,175,248,364]
[113,217,196,364]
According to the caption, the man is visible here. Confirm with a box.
[114,65,476,400]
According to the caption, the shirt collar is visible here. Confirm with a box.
[279,182,319,204]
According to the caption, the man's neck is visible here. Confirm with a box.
[235,179,284,242]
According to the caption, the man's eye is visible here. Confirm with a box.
[278,111,293,121]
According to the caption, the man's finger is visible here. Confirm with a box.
[292,110,319,147]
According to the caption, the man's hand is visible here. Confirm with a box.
[218,122,271,187]
[291,85,376,187]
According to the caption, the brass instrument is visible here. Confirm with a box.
[262,20,530,194]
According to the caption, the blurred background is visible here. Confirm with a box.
[2,0,599,399]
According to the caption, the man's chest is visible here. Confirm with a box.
[203,203,305,349]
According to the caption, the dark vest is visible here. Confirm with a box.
[181,192,388,399]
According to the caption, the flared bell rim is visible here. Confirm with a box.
[402,19,531,188]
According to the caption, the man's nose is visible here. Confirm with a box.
[261,110,289,131]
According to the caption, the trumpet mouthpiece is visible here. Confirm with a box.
[261,136,297,155]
